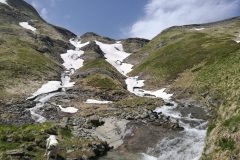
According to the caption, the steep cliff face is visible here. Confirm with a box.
[129,17,240,159]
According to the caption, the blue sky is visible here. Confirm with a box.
[25,0,147,39]
[25,0,240,39]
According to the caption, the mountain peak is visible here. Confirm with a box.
[80,32,115,43]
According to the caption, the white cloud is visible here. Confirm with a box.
[40,7,48,19]
[29,0,49,20]
[128,0,240,39]
[30,0,39,9]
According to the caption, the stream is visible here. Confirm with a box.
[27,38,208,160]
[96,41,208,160]
[27,39,89,123]
[142,101,208,160]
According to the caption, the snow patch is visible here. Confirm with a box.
[70,39,90,49]
[61,50,84,70]
[194,28,205,31]
[28,39,89,122]
[19,22,37,32]
[141,153,157,160]
[0,0,8,5]
[96,41,133,76]
[95,41,172,100]
[125,76,173,100]
[28,81,61,100]
[85,99,113,104]
[58,105,78,113]
[236,40,240,43]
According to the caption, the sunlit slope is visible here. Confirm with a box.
[0,0,75,102]
[130,17,240,159]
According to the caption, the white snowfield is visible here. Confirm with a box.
[194,28,205,31]
[95,40,172,100]
[28,81,61,100]
[236,40,240,43]
[19,22,37,32]
[0,0,8,5]
[58,105,78,113]
[70,39,90,49]
[85,99,113,104]
[96,41,133,76]
[125,76,173,100]
[28,39,89,122]
[61,50,84,70]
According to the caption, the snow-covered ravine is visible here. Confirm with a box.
[96,40,208,160]
[27,38,89,123]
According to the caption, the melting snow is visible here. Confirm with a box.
[194,28,205,31]
[0,0,8,5]
[70,39,90,49]
[125,76,173,100]
[28,81,61,100]
[235,34,240,43]
[96,41,133,76]
[85,99,113,104]
[61,50,84,70]
[95,41,172,100]
[28,39,89,122]
[30,92,60,123]
[19,22,37,32]
[141,153,158,160]
[58,105,78,113]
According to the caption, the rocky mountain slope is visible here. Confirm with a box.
[128,17,240,159]
[0,0,239,160]
[0,0,75,104]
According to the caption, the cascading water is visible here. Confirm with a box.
[142,102,208,160]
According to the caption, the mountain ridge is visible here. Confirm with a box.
[0,0,239,160]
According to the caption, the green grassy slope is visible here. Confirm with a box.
[130,17,240,159]
[0,0,76,102]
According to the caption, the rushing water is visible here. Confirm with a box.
[100,101,208,160]
[142,102,208,160]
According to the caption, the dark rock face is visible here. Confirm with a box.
[80,32,115,43]
[118,121,179,153]
[80,41,105,61]
[121,38,150,53]
[0,100,35,125]
[0,0,42,23]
